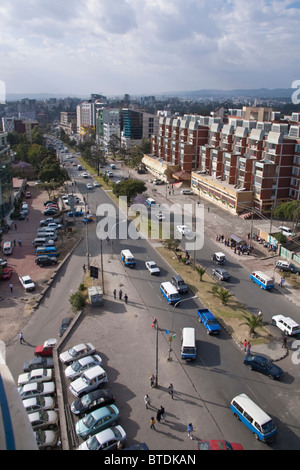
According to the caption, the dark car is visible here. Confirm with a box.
[35,256,58,267]
[70,389,116,416]
[23,357,54,373]
[44,209,59,216]
[59,317,71,337]
[243,355,283,380]
[212,268,231,281]
[18,212,26,220]
[44,200,56,207]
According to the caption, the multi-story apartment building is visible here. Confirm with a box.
[146,107,300,214]
[121,109,159,149]
[0,132,13,217]
[59,111,77,135]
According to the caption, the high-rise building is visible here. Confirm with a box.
[0,131,13,217]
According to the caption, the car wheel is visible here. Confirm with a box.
[268,374,275,380]
[254,433,260,440]
[248,365,253,371]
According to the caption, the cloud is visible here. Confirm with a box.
[0,0,299,95]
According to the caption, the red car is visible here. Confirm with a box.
[197,440,244,450]
[34,338,57,357]
[0,267,12,280]
[25,191,31,198]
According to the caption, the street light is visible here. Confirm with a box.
[152,318,158,388]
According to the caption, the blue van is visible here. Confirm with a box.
[121,249,136,268]
[230,393,277,442]
[250,271,274,290]
[36,246,59,258]
[160,282,181,305]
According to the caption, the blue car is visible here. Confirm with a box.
[82,217,93,224]
[75,405,119,439]
[197,309,221,335]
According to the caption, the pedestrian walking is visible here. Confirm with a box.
[124,293,128,304]
[243,339,247,352]
[282,336,287,348]
[13,239,16,247]
[9,283,13,293]
[119,289,123,300]
[19,332,24,344]
[150,417,156,430]
[247,342,251,355]
[168,383,174,399]
[144,394,150,409]
[160,406,166,422]
[156,408,162,422]
[150,374,155,388]
[187,423,194,440]
[83,264,86,272]
[113,289,117,299]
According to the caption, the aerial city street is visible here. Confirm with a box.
[0,0,300,456]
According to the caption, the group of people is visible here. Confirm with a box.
[113,289,128,303]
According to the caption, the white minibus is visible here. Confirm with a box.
[181,327,196,361]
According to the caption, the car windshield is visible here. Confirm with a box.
[83,413,97,429]
[71,361,81,372]
[207,319,218,325]
[261,420,276,434]
[68,347,79,357]
[86,435,101,450]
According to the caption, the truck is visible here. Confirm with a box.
[197,308,221,335]
[34,338,57,357]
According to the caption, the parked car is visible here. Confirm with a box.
[171,274,188,294]
[152,178,164,185]
[28,410,58,431]
[39,218,54,227]
[197,440,244,450]
[75,405,119,439]
[93,181,101,187]
[34,338,57,357]
[34,429,59,450]
[0,258,7,267]
[22,396,55,414]
[69,365,108,397]
[77,425,126,450]
[25,191,31,198]
[19,275,35,291]
[82,173,89,178]
[65,354,103,380]
[17,368,53,387]
[68,210,84,217]
[70,389,116,416]
[44,200,56,207]
[145,261,160,275]
[82,217,93,224]
[35,255,58,267]
[86,183,93,190]
[272,315,300,336]
[47,223,62,231]
[59,342,96,364]
[276,260,300,275]
[212,268,231,281]
[0,267,12,280]
[106,171,114,177]
[23,357,54,372]
[18,382,56,400]
[44,208,59,216]
[243,355,283,380]
[59,317,72,337]
[181,189,193,195]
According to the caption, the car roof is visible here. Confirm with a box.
[76,355,96,366]
[90,404,118,418]
[83,365,105,379]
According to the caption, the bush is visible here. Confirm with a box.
[69,291,86,311]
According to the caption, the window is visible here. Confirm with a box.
[243,412,253,423]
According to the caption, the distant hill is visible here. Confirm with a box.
[158,88,294,99]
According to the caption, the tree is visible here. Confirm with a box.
[240,312,268,336]
[274,200,300,226]
[38,156,69,184]
[212,285,232,305]
[196,266,206,281]
[162,236,181,256]
[69,291,86,311]
[112,179,146,203]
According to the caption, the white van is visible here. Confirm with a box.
[146,198,156,207]
[3,241,13,255]
[278,226,294,237]
[21,203,29,215]
[160,281,181,304]
[121,249,136,268]
[181,327,196,361]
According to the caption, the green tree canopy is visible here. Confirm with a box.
[112,179,146,203]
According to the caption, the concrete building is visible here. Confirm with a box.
[0,132,14,218]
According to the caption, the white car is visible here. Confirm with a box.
[272,315,300,336]
[86,183,93,189]
[47,223,62,231]
[82,173,89,178]
[23,396,55,414]
[77,425,126,451]
[35,429,58,450]
[93,181,100,187]
[176,225,191,236]
[156,213,166,221]
[18,382,56,400]
[28,410,58,431]
[19,275,35,291]
[65,354,103,380]
[69,365,108,398]
[59,342,96,364]
[181,189,193,195]
[17,368,53,387]
[145,261,160,275]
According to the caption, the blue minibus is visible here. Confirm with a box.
[160,282,181,305]
[250,271,274,290]
[36,246,59,257]
[230,393,277,442]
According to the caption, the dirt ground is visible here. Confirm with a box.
[0,183,83,347]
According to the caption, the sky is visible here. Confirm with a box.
[0,0,300,97]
